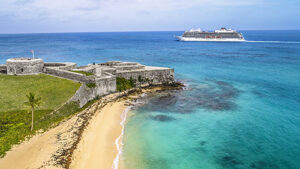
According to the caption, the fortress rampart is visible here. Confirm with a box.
[2,58,174,107]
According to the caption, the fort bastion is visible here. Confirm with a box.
[1,58,174,107]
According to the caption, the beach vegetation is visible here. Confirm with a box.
[0,74,81,157]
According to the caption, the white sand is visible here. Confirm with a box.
[70,101,127,169]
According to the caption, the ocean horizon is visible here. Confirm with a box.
[1,29,300,35]
[1,30,300,169]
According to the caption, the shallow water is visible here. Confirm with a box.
[0,31,300,169]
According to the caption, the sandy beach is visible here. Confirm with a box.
[70,100,128,169]
[0,85,182,169]
[0,111,79,169]
[0,90,131,169]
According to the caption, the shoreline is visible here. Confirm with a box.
[69,100,129,169]
[112,106,131,169]
[0,83,184,169]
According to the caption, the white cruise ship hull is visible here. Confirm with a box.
[177,36,245,42]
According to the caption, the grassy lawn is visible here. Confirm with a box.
[70,70,94,76]
[0,74,81,157]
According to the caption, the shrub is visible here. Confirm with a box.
[86,83,96,88]
[138,75,143,83]
[129,77,136,87]
[116,77,135,92]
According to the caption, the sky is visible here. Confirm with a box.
[0,0,299,33]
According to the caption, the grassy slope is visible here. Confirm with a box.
[0,74,81,157]
[0,74,81,112]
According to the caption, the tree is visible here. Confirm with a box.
[129,77,136,88]
[138,75,143,87]
[24,93,42,131]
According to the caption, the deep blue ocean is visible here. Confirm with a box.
[1,31,300,169]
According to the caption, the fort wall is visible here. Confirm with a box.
[70,84,97,107]
[6,58,44,75]
[44,67,117,107]
[69,75,117,107]
[44,67,96,83]
[116,67,174,85]
[3,58,174,108]
[95,74,116,96]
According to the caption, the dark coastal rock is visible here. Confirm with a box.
[145,158,170,169]
[214,147,246,169]
[150,115,175,122]
[200,141,206,146]
[151,93,178,106]
[217,154,244,168]
[252,90,265,97]
[180,80,239,111]
[139,79,239,114]
[222,155,241,165]
[250,160,281,169]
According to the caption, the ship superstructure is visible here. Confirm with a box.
[177,28,245,42]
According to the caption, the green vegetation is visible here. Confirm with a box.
[0,74,80,112]
[70,70,94,76]
[23,93,42,131]
[0,74,81,157]
[116,77,136,92]
[86,83,96,88]
[138,75,143,83]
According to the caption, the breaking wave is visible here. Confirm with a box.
[112,106,131,169]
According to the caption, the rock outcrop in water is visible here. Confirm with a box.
[140,80,239,114]
[149,115,175,122]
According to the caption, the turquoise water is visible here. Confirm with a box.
[0,31,300,169]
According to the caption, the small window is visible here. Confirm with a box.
[21,68,24,72]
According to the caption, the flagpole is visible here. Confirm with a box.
[31,50,35,59]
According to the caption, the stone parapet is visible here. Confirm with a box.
[44,62,77,70]
[44,67,96,83]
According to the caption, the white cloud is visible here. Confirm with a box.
[0,0,263,21]
[0,0,268,32]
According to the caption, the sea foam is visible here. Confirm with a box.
[112,106,131,169]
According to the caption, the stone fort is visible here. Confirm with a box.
[0,58,174,107]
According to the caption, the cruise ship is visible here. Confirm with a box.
[176,28,245,42]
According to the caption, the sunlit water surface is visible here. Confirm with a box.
[0,31,300,169]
